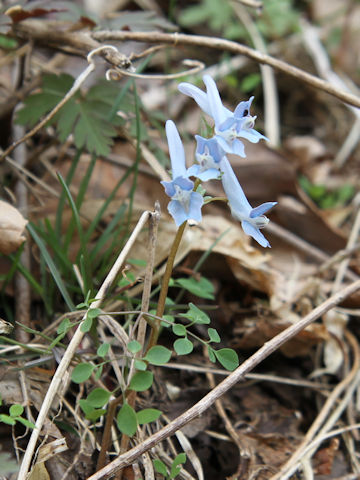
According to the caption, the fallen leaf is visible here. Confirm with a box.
[0,201,28,254]
[0,318,13,334]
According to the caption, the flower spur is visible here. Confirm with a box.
[220,156,276,248]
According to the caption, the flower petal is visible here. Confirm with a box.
[196,168,221,181]
[188,192,204,223]
[195,136,224,170]
[238,128,267,143]
[217,117,236,132]
[187,164,201,178]
[161,180,176,197]
[174,176,194,191]
[168,200,188,227]
[165,120,186,179]
[241,220,271,248]
[234,96,254,118]
[231,139,246,158]
[250,202,277,218]
[214,135,232,154]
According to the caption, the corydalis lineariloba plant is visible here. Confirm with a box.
[162,75,276,248]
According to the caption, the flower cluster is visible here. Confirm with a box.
[161,75,277,248]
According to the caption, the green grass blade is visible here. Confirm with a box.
[27,222,75,311]
[55,148,82,238]
[57,172,93,294]
[83,167,133,245]
[89,204,127,264]
[75,152,96,209]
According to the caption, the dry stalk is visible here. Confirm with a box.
[17,210,152,480]
[13,123,31,343]
[87,278,360,480]
[101,205,160,479]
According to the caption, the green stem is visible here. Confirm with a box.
[147,221,187,349]
[204,196,227,204]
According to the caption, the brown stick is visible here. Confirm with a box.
[87,278,360,480]
[92,30,360,109]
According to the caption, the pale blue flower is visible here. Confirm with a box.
[178,75,267,157]
[187,135,224,181]
[161,120,203,227]
[220,157,276,248]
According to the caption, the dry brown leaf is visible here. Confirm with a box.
[276,195,346,253]
[234,316,327,357]
[0,367,62,439]
[199,215,274,294]
[27,463,50,480]
[121,213,275,299]
[0,318,13,334]
[0,200,28,254]
[28,438,67,480]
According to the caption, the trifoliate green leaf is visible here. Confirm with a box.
[129,371,153,391]
[144,346,172,365]
[9,404,23,417]
[127,340,142,354]
[136,408,162,425]
[86,388,111,408]
[71,363,94,383]
[153,459,168,476]
[174,338,193,355]
[208,328,221,343]
[172,323,187,336]
[175,276,214,299]
[97,342,110,358]
[117,403,137,436]
[180,303,210,325]
[215,348,239,371]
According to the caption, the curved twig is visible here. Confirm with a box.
[107,59,205,81]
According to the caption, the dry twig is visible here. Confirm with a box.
[92,30,360,108]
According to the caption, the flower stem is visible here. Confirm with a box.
[147,221,187,349]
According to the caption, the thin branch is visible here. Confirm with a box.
[92,30,360,108]
[87,278,360,480]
